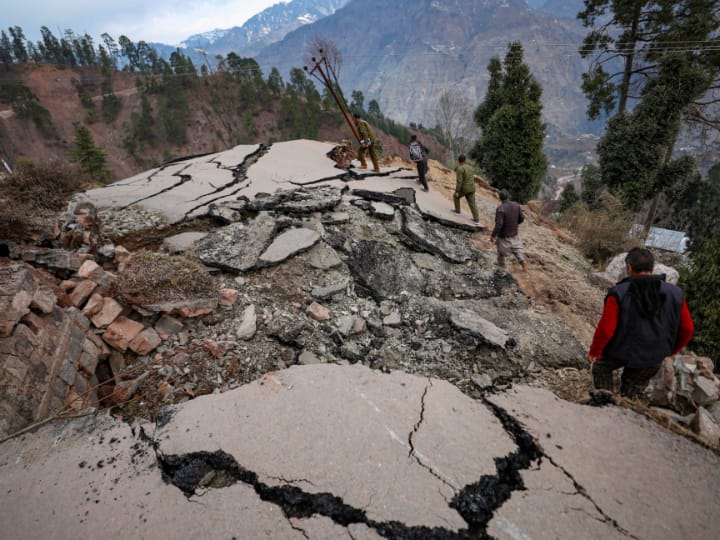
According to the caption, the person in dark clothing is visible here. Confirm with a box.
[589,248,694,397]
[490,189,527,270]
[409,134,429,191]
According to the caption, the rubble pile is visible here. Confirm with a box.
[646,355,720,445]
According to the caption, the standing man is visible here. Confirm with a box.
[589,248,694,398]
[490,189,527,270]
[409,134,429,191]
[452,155,479,222]
[353,113,380,173]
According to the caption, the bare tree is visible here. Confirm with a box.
[433,89,477,167]
[303,35,344,98]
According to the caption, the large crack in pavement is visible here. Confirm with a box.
[150,391,551,539]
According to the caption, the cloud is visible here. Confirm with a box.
[5,0,281,45]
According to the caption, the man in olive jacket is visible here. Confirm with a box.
[353,113,380,173]
[452,155,478,222]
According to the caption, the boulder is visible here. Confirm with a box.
[250,185,343,214]
[400,206,475,263]
[195,212,278,273]
[103,317,145,352]
[128,327,162,355]
[258,227,320,266]
[604,252,680,284]
[447,305,510,349]
[690,407,720,445]
[347,240,425,301]
[236,305,257,341]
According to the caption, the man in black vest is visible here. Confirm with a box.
[589,248,695,397]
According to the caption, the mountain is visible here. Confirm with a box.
[149,0,350,64]
[536,0,585,19]
[254,0,598,136]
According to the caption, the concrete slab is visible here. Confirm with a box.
[163,231,208,253]
[489,385,720,540]
[247,140,341,187]
[0,416,299,539]
[155,364,517,530]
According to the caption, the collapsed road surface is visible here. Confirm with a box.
[1,364,719,539]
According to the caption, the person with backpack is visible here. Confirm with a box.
[408,134,429,191]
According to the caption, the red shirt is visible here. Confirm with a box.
[589,295,694,360]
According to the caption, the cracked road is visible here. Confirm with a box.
[1,365,719,539]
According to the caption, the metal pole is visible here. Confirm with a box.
[306,57,361,144]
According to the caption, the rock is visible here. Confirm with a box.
[258,227,320,266]
[604,253,680,284]
[128,327,162,355]
[102,317,145,352]
[195,212,278,273]
[236,305,257,340]
[336,315,356,337]
[307,302,330,322]
[30,286,56,314]
[447,305,509,349]
[690,407,720,445]
[695,357,715,379]
[107,372,150,406]
[706,402,720,424]
[77,260,104,281]
[218,288,239,307]
[68,280,97,308]
[109,351,126,381]
[352,317,367,335]
[370,202,395,220]
[693,376,720,406]
[140,298,218,317]
[250,185,343,214]
[347,240,425,301]
[383,311,402,327]
[154,315,184,339]
[350,189,407,206]
[400,206,475,263]
[645,357,676,405]
[321,212,350,225]
[308,243,343,270]
[471,374,493,389]
[207,200,249,224]
[82,293,104,318]
[298,350,322,365]
[311,281,347,300]
[89,297,124,328]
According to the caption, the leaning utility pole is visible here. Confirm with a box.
[305,53,361,144]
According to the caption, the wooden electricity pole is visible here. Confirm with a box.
[305,54,361,144]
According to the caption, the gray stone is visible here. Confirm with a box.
[400,206,475,263]
[350,189,407,206]
[308,242,343,270]
[195,212,277,273]
[370,202,395,220]
[336,315,355,337]
[447,305,509,349]
[236,305,257,341]
[705,401,720,424]
[604,252,680,284]
[207,200,249,224]
[321,212,350,225]
[471,374,493,389]
[347,240,425,301]
[311,281,347,300]
[250,185,343,214]
[383,311,402,327]
[298,350,322,365]
[692,376,720,405]
[259,227,320,266]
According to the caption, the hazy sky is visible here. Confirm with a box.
[4,0,284,45]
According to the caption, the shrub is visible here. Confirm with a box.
[111,250,217,306]
[0,158,87,236]
[561,190,634,265]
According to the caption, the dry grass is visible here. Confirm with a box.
[111,250,217,305]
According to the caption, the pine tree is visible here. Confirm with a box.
[470,42,547,203]
[559,184,580,212]
[70,124,110,182]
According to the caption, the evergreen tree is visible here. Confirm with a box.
[9,26,29,63]
[559,184,580,212]
[680,231,720,361]
[0,31,13,65]
[350,90,364,114]
[470,42,547,203]
[267,67,284,96]
[580,164,603,209]
[367,99,382,118]
[70,124,110,182]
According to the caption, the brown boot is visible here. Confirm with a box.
[359,164,368,169]
[372,168,381,173]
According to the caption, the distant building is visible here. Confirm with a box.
[630,225,689,253]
